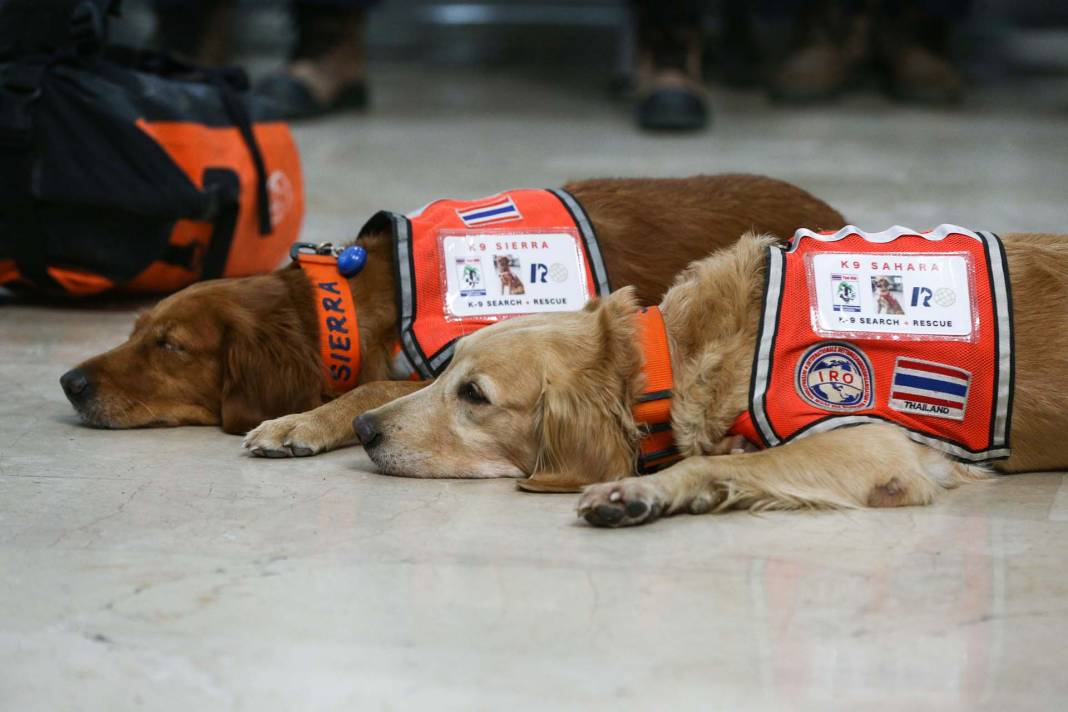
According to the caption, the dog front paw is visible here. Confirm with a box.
[577,478,666,528]
[243,413,343,458]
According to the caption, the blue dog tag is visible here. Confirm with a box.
[337,245,368,276]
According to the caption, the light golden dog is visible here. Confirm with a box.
[338,231,1068,527]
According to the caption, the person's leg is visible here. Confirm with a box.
[768,0,874,103]
[718,0,762,88]
[632,0,708,131]
[255,0,379,120]
[876,0,971,103]
[288,0,371,105]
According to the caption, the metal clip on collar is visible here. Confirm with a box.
[290,241,340,260]
[290,241,367,277]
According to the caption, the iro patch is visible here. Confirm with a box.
[889,357,970,420]
[795,342,874,412]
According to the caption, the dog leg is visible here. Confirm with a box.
[577,423,985,527]
[243,380,428,457]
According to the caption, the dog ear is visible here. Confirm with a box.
[521,380,633,492]
[219,315,324,435]
[519,287,642,492]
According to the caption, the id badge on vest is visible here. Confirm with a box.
[741,225,1013,463]
[439,228,590,320]
[805,249,979,341]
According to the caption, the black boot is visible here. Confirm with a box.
[633,2,709,131]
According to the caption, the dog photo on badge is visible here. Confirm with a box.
[872,274,906,314]
[493,254,525,295]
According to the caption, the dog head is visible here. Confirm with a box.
[353,288,644,489]
[60,235,399,434]
[60,273,328,434]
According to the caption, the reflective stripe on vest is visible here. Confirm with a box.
[633,306,682,473]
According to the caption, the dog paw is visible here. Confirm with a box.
[577,478,665,528]
[243,413,334,458]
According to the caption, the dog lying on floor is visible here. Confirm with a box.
[58,174,844,440]
[341,226,1067,526]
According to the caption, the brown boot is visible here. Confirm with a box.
[884,45,964,104]
[769,2,871,103]
[877,9,964,104]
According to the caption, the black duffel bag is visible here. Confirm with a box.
[0,0,304,297]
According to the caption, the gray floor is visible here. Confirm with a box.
[3,65,1068,710]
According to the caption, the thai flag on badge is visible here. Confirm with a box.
[889,357,971,421]
[455,196,522,227]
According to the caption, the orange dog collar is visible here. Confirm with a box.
[293,245,361,394]
[633,306,682,473]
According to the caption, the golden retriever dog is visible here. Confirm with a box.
[342,230,1067,526]
[60,174,844,441]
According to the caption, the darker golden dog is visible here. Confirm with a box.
[61,175,844,441]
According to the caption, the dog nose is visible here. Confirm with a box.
[60,368,92,402]
[353,414,382,448]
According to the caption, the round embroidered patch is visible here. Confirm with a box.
[795,342,874,412]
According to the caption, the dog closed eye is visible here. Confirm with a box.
[156,336,182,352]
[457,381,489,405]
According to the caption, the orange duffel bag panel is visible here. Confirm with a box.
[0,2,303,298]
[121,120,304,293]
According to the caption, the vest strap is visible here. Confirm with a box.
[294,246,361,394]
[633,306,683,473]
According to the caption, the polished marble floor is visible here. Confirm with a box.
[2,65,1068,710]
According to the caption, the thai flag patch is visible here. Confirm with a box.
[455,196,522,227]
[889,357,971,421]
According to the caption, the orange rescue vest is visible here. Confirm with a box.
[730,225,1013,462]
[360,189,611,378]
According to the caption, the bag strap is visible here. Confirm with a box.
[212,78,273,236]
[200,168,241,279]
[8,202,63,292]
[0,57,52,150]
